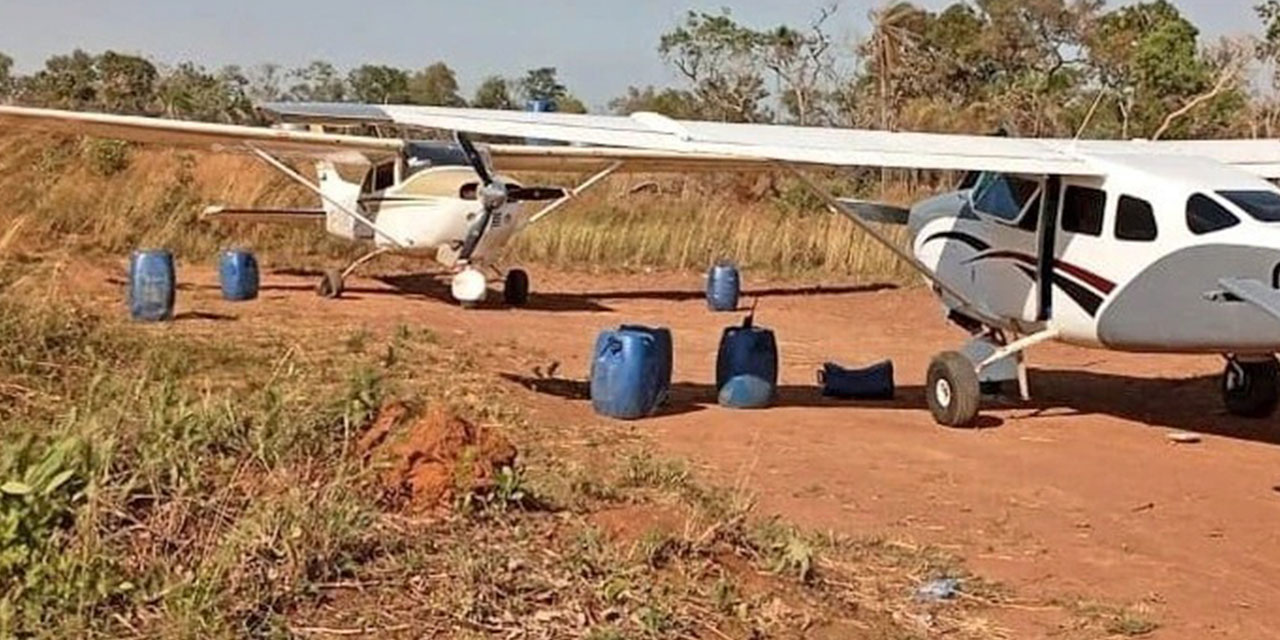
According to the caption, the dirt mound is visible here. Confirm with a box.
[364,403,518,512]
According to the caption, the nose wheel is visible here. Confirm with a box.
[1222,356,1280,418]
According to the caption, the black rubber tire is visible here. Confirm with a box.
[1223,357,1280,418]
[503,269,530,307]
[316,269,344,299]
[926,351,982,428]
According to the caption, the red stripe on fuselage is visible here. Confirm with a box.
[973,251,1116,295]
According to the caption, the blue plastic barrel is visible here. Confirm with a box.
[707,261,740,312]
[716,322,778,409]
[620,325,673,405]
[128,249,175,322]
[525,99,558,146]
[591,327,667,420]
[218,249,259,301]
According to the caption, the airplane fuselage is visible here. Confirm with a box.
[913,153,1280,355]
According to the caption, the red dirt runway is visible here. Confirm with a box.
[82,263,1280,638]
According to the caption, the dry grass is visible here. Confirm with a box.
[0,255,1025,638]
[0,132,935,281]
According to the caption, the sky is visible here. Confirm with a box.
[0,0,1265,109]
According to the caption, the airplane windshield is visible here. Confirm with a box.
[972,174,1041,223]
[1218,190,1280,222]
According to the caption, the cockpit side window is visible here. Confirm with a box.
[1187,194,1240,235]
[361,161,396,194]
[1061,185,1106,236]
[972,174,1041,224]
[1115,195,1157,242]
[1218,190,1280,222]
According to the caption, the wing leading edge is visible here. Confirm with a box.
[263,103,1100,176]
[0,105,403,163]
[264,102,1280,179]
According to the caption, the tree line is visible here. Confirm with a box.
[3,0,1280,140]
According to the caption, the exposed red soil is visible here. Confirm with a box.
[70,259,1280,638]
[366,402,517,513]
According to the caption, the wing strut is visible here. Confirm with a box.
[781,163,1007,329]
[1036,175,1061,321]
[244,143,410,249]
[527,161,626,226]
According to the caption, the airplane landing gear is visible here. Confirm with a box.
[927,328,1060,428]
[451,267,488,308]
[503,269,530,307]
[315,248,389,299]
[316,269,344,299]
[927,351,981,427]
[1222,355,1280,418]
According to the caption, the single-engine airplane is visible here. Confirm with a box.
[0,104,766,306]
[8,102,1280,428]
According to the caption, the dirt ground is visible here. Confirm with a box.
[78,261,1280,639]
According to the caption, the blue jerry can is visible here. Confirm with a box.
[218,249,260,301]
[716,319,778,409]
[591,327,667,420]
[128,249,176,322]
[707,261,740,312]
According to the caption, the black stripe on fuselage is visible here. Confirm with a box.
[923,231,991,252]
[1014,265,1103,317]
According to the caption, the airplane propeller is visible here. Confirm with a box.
[454,131,568,260]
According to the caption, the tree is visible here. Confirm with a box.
[759,5,841,125]
[518,67,567,103]
[556,94,589,114]
[659,10,772,122]
[245,63,284,102]
[472,76,515,110]
[408,62,466,106]
[0,52,14,100]
[1257,1,1280,88]
[95,51,158,114]
[1085,0,1229,138]
[864,2,924,131]
[156,62,252,123]
[287,61,346,102]
[20,49,99,109]
[609,85,701,118]
[346,65,410,103]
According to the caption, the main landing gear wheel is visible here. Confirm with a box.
[927,351,981,428]
[316,269,344,299]
[1222,356,1280,418]
[503,269,530,307]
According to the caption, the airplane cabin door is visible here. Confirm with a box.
[1052,178,1112,338]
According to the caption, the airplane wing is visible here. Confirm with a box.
[264,103,1280,179]
[264,103,1102,176]
[0,105,403,163]
[486,144,769,173]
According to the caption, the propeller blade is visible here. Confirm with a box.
[453,131,493,185]
[508,186,568,202]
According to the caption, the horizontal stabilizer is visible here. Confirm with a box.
[201,205,326,225]
[1216,278,1280,322]
[836,199,910,225]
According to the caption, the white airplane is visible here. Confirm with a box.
[0,104,763,306]
[7,102,1280,428]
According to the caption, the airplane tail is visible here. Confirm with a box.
[314,160,373,240]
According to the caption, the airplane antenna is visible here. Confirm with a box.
[744,297,760,329]
[1074,90,1107,142]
